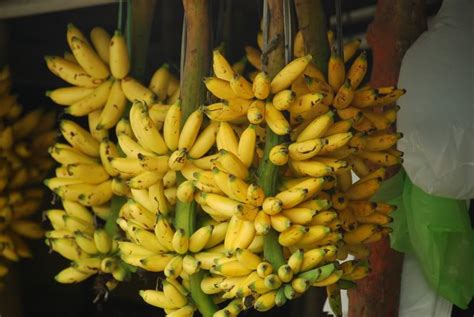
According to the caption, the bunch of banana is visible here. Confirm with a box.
[45,24,179,133]
[97,19,404,314]
[118,209,249,311]
[190,39,401,314]
[44,117,114,207]
[44,199,127,289]
[0,65,56,281]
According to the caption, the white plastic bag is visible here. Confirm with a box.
[397,0,474,199]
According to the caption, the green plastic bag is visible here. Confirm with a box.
[371,169,474,309]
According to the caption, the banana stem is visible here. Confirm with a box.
[257,0,286,270]
[105,196,127,237]
[175,1,216,316]
[106,1,156,236]
[294,0,330,76]
[128,0,157,81]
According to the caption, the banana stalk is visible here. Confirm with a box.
[129,0,157,81]
[294,0,330,76]
[257,0,286,270]
[175,1,216,316]
[105,0,155,238]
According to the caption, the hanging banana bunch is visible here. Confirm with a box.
[114,17,404,316]
[45,24,179,128]
[44,199,127,290]
[42,23,180,293]
[0,65,56,286]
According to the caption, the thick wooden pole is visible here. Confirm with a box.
[348,1,426,316]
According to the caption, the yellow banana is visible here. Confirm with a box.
[343,223,380,244]
[140,289,180,309]
[352,87,378,108]
[117,133,155,158]
[343,38,361,62]
[318,132,353,155]
[204,77,237,99]
[46,86,94,106]
[289,160,332,178]
[215,150,249,180]
[276,177,324,208]
[176,180,195,203]
[293,30,305,57]
[270,55,312,94]
[87,109,108,141]
[364,133,402,152]
[279,225,308,247]
[122,77,156,105]
[127,170,163,189]
[356,151,402,167]
[90,27,110,64]
[109,30,129,79]
[55,180,113,206]
[215,122,238,157]
[96,79,127,129]
[213,50,235,81]
[99,138,119,176]
[247,99,265,124]
[149,64,171,101]
[150,216,174,252]
[252,71,271,100]
[45,55,102,88]
[269,143,289,166]
[55,163,109,184]
[333,79,354,109]
[60,119,100,157]
[244,46,262,70]
[55,267,93,284]
[188,225,213,253]
[178,108,204,151]
[129,100,168,154]
[328,53,345,91]
[236,124,256,168]
[347,51,367,89]
[70,36,109,79]
[288,138,326,161]
[229,74,254,99]
[149,181,171,214]
[273,89,296,111]
[265,101,290,135]
[294,225,330,247]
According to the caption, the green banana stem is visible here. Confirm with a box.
[107,0,156,237]
[128,0,157,81]
[174,1,217,316]
[258,129,286,269]
[257,0,286,271]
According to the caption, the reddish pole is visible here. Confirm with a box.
[348,1,426,317]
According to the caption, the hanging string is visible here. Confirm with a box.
[117,0,124,32]
[283,0,293,64]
